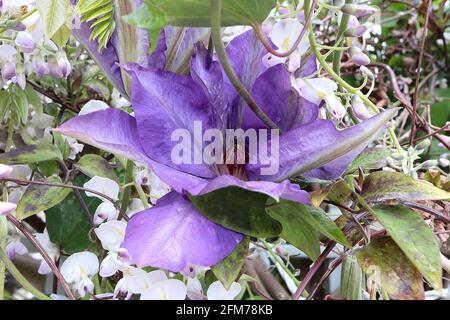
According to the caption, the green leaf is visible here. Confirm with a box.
[74,154,118,182]
[0,142,62,165]
[362,172,450,202]
[371,205,442,291]
[267,202,320,260]
[430,88,450,127]
[356,237,425,300]
[141,0,276,27]
[16,176,72,220]
[340,254,365,300]
[23,85,43,116]
[77,0,116,52]
[190,187,282,238]
[51,24,71,48]
[126,0,276,50]
[267,200,350,259]
[212,237,249,289]
[36,0,71,40]
[46,175,100,254]
[345,147,392,174]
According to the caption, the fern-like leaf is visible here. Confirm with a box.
[77,0,116,52]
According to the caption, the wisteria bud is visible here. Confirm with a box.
[57,52,72,78]
[0,201,17,216]
[325,94,346,121]
[349,47,371,66]
[421,160,438,170]
[0,164,13,179]
[33,55,49,77]
[15,63,26,89]
[1,61,16,81]
[439,157,449,167]
[15,31,35,53]
[351,95,371,120]
[47,55,63,78]
[341,4,378,17]
[278,7,290,15]
[344,16,367,37]
[416,138,431,151]
[360,66,374,78]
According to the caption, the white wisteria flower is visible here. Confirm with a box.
[294,77,346,121]
[79,100,110,116]
[83,176,120,202]
[140,279,187,300]
[34,229,60,275]
[207,281,242,300]
[93,201,119,225]
[6,236,28,260]
[114,268,168,300]
[60,252,99,297]
[187,277,204,300]
[263,18,310,72]
[94,220,127,253]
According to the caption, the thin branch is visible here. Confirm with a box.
[2,178,119,209]
[6,216,75,300]
[292,241,336,300]
[410,0,433,146]
[402,201,450,224]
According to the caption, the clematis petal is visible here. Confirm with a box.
[113,0,167,94]
[188,174,310,205]
[242,64,318,131]
[121,192,243,272]
[223,30,268,128]
[191,43,230,131]
[124,63,215,178]
[164,27,210,73]
[248,109,398,181]
[56,109,206,193]
[71,21,126,97]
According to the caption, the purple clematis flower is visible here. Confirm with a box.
[57,30,396,272]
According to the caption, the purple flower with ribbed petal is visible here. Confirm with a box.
[57,30,396,272]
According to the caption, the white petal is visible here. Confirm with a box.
[84,176,120,201]
[140,279,187,300]
[99,253,125,278]
[0,44,16,64]
[126,198,146,218]
[270,19,302,52]
[207,281,242,300]
[79,100,110,116]
[61,252,99,284]
[300,78,338,105]
[187,277,204,300]
[95,220,126,252]
[324,94,346,121]
[38,261,52,275]
[93,201,119,225]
